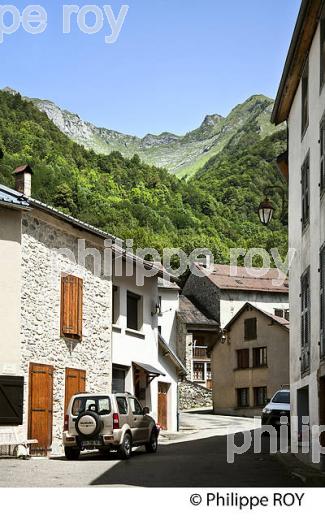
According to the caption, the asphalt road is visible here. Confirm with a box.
[0,411,305,487]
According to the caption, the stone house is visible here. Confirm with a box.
[182,263,289,328]
[271,0,325,464]
[211,303,289,417]
[0,166,182,454]
[0,174,112,455]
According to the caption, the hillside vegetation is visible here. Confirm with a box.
[0,91,288,263]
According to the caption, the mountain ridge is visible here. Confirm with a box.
[2,87,281,178]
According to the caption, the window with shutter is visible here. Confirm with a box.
[321,116,325,194]
[301,153,310,229]
[236,349,249,369]
[244,318,257,341]
[237,388,249,408]
[60,274,83,339]
[301,267,310,373]
[0,376,24,425]
[321,246,325,359]
[301,61,309,137]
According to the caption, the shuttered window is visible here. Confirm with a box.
[237,388,249,408]
[321,116,325,194]
[301,61,309,137]
[237,349,249,369]
[301,267,310,373]
[244,318,257,341]
[0,376,24,425]
[321,13,325,89]
[301,153,310,229]
[321,246,325,359]
[254,387,267,407]
[60,274,83,339]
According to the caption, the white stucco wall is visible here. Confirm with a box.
[158,287,179,347]
[20,210,112,452]
[219,291,289,328]
[287,21,325,461]
[112,262,178,431]
[0,207,23,375]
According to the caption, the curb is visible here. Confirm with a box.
[275,452,325,486]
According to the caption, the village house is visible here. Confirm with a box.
[182,263,289,328]
[180,263,289,379]
[271,0,325,464]
[0,166,181,455]
[111,263,186,432]
[211,303,289,417]
[176,295,218,389]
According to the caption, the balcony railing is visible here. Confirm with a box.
[192,346,209,359]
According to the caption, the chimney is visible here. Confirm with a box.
[13,164,33,198]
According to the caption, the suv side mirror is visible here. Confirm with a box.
[266,398,271,404]
[143,406,150,415]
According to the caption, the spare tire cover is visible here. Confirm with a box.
[76,411,101,437]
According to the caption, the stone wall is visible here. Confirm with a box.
[182,272,221,322]
[179,380,212,410]
[176,319,193,376]
[20,211,112,453]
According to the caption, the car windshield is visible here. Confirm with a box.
[72,396,111,416]
[272,391,290,404]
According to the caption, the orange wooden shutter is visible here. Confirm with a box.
[61,275,83,338]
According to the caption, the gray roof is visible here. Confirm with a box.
[158,278,181,290]
[0,183,30,210]
[158,334,187,374]
[177,295,219,328]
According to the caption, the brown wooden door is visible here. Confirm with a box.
[158,383,169,430]
[28,363,54,456]
[64,368,86,414]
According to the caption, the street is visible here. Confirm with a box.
[0,411,310,487]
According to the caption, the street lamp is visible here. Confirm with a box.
[258,197,274,226]
[258,185,287,226]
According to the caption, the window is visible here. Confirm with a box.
[237,349,249,369]
[60,274,83,339]
[253,347,267,368]
[254,387,267,407]
[112,286,120,325]
[237,388,249,408]
[127,291,142,331]
[116,396,128,415]
[301,153,310,229]
[193,362,205,381]
[321,14,325,89]
[272,390,290,404]
[321,246,325,359]
[321,115,325,194]
[0,376,24,425]
[72,396,111,416]
[206,363,211,380]
[301,267,311,373]
[244,318,257,341]
[301,61,309,137]
[129,397,143,415]
[112,367,126,393]
[274,308,290,321]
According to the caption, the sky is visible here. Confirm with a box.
[0,0,301,136]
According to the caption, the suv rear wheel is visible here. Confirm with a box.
[65,447,80,460]
[145,431,158,453]
[118,433,132,459]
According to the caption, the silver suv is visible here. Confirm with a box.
[63,393,159,460]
